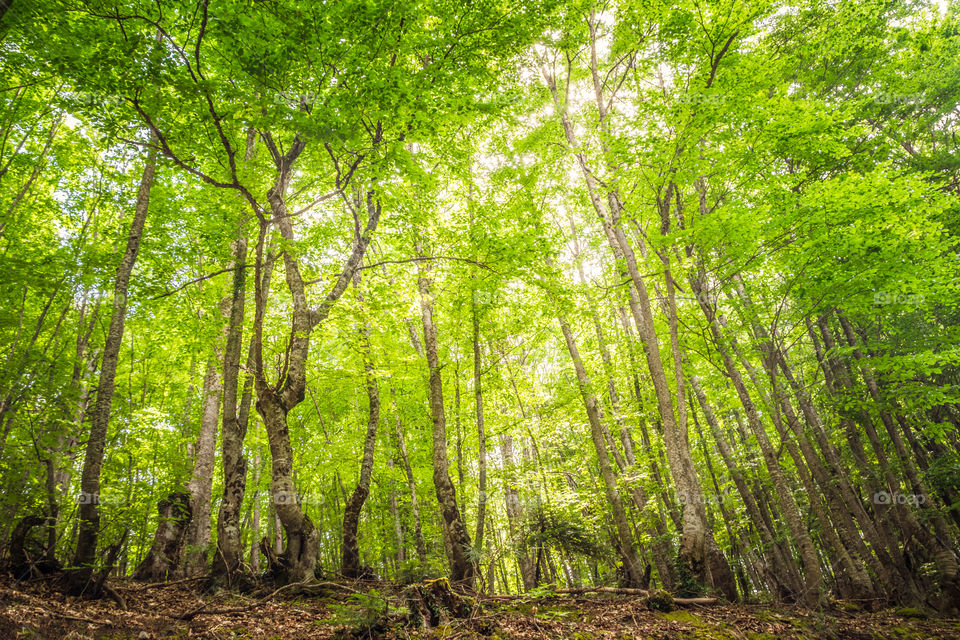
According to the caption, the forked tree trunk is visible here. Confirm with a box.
[70,136,157,595]
[250,135,379,583]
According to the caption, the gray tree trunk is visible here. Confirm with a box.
[70,136,157,595]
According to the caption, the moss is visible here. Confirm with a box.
[660,610,705,625]
[430,624,454,638]
[887,624,931,639]
[646,589,675,612]
[895,607,929,619]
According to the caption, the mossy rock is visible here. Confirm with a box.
[895,607,930,619]
[645,589,675,612]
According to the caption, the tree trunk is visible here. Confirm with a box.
[472,290,487,557]
[251,139,379,583]
[342,272,380,578]
[687,273,822,606]
[688,374,804,599]
[133,493,191,581]
[182,353,222,575]
[542,65,734,599]
[387,456,405,567]
[250,452,261,574]
[555,314,648,588]
[390,386,427,566]
[502,433,536,591]
[213,135,254,579]
[70,135,157,595]
[416,244,475,588]
[836,313,960,613]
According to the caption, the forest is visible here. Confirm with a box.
[0,0,959,638]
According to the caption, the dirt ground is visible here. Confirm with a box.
[1,575,959,639]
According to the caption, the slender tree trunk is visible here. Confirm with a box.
[502,433,536,591]
[70,136,157,595]
[570,237,674,589]
[342,271,380,578]
[472,291,487,557]
[387,456,405,567]
[687,273,822,606]
[688,374,804,598]
[555,313,646,588]
[182,354,223,575]
[213,129,254,578]
[250,452,261,574]
[416,243,475,588]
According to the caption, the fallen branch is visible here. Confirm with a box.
[46,610,111,625]
[116,575,207,592]
[103,584,127,610]
[488,586,718,606]
[556,587,652,595]
[174,578,333,620]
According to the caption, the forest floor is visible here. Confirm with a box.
[1,575,959,640]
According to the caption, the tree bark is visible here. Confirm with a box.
[213,128,255,580]
[342,270,380,578]
[416,243,475,588]
[70,135,157,595]
[182,353,222,575]
[133,493,191,581]
[472,290,487,558]
[556,314,648,588]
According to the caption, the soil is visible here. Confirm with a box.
[1,575,959,639]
